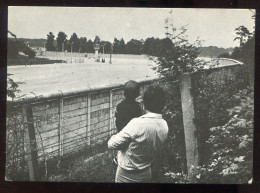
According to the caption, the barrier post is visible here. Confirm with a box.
[22,104,39,181]
[87,94,91,145]
[180,73,199,183]
[59,98,64,156]
[109,90,113,135]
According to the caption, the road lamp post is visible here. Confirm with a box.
[62,39,66,64]
[71,42,74,63]
[110,44,113,64]
[101,44,105,63]
[62,42,64,64]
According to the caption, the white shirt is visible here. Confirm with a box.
[108,112,168,170]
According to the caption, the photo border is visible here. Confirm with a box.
[0,1,260,193]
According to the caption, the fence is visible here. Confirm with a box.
[8,52,148,66]
[7,58,63,66]
[6,78,156,180]
[42,51,147,60]
[6,61,244,181]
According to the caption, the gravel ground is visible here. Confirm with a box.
[8,58,159,100]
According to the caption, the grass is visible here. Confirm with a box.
[46,142,117,182]
[71,151,116,182]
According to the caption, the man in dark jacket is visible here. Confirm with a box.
[113,80,143,164]
[115,80,143,132]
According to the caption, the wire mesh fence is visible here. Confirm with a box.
[5,79,157,180]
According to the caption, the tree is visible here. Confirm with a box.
[104,41,112,54]
[69,33,80,52]
[155,18,206,79]
[100,41,112,54]
[94,36,100,44]
[125,39,143,55]
[230,47,242,60]
[46,32,56,51]
[7,31,19,58]
[152,13,207,178]
[143,37,155,56]
[234,26,252,46]
[217,52,231,58]
[143,37,173,56]
[227,24,255,88]
[119,38,126,54]
[56,32,67,51]
[242,34,255,87]
[79,37,87,53]
[7,73,21,100]
[19,43,36,58]
[113,38,120,54]
[7,39,19,58]
[86,39,94,53]
[8,31,36,59]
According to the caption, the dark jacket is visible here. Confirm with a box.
[115,99,143,132]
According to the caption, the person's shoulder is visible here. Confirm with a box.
[132,101,142,110]
[129,117,141,125]
[133,100,141,106]
[162,119,169,132]
[116,99,126,109]
[118,99,137,108]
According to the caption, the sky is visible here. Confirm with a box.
[8,7,255,48]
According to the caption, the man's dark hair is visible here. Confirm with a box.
[124,80,140,100]
[143,85,165,114]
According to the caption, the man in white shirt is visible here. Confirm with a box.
[108,85,168,183]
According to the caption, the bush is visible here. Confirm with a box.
[196,88,253,183]
[152,25,207,174]
[7,73,21,100]
[163,87,253,184]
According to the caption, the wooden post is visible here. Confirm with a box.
[87,94,91,145]
[180,73,199,183]
[59,98,64,156]
[109,90,113,135]
[22,104,39,181]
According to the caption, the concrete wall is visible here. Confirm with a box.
[6,82,149,162]
[6,63,243,164]
[42,51,147,60]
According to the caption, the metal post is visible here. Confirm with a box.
[87,94,91,145]
[109,44,113,64]
[103,45,104,59]
[71,42,73,63]
[180,73,199,183]
[62,43,64,64]
[109,90,113,135]
[22,104,39,181]
[59,98,64,156]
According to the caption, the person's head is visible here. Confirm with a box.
[143,85,165,114]
[124,80,140,100]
